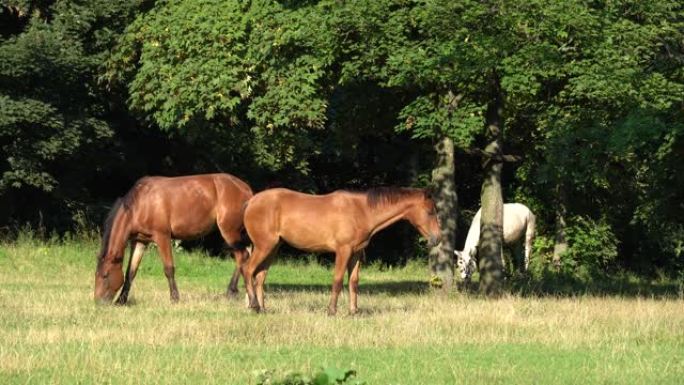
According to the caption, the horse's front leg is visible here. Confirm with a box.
[154,234,179,302]
[329,246,352,316]
[347,251,363,315]
[116,241,147,305]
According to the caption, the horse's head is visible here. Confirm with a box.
[406,191,442,247]
[94,258,124,304]
[455,249,477,280]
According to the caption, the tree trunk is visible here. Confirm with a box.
[552,183,568,268]
[429,134,457,291]
[478,77,505,296]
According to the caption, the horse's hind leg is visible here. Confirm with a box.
[524,214,536,272]
[217,224,248,297]
[116,241,147,305]
[254,255,276,311]
[154,234,179,302]
[244,240,278,312]
[226,248,248,297]
[512,242,524,276]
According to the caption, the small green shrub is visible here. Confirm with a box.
[255,367,365,385]
[564,216,619,274]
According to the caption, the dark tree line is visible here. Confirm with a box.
[1,1,683,287]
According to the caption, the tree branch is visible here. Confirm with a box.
[461,148,522,163]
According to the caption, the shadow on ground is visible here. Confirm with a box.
[266,280,430,295]
[266,270,683,299]
[458,268,683,299]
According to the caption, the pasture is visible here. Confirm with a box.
[1,237,683,384]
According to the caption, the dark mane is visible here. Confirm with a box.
[96,181,141,265]
[365,187,427,208]
[121,178,145,210]
[96,198,123,265]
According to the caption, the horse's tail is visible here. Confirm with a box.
[241,199,250,217]
[235,199,253,252]
[524,209,536,271]
[96,190,136,268]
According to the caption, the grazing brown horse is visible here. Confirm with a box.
[94,173,253,304]
[242,187,441,315]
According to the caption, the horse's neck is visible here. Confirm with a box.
[463,212,481,254]
[366,199,414,235]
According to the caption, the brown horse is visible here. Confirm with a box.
[94,173,253,304]
[242,187,441,315]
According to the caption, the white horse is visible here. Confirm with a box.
[455,203,536,280]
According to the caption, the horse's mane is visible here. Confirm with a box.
[96,198,123,265]
[96,180,142,265]
[365,187,427,209]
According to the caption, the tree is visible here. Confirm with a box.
[104,0,684,282]
[509,0,684,274]
[0,0,139,229]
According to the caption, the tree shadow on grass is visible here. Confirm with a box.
[266,280,429,295]
[460,267,683,299]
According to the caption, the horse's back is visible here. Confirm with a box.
[504,203,533,227]
[126,173,252,238]
[248,188,353,207]
[246,188,354,220]
[463,203,532,247]
[210,173,253,198]
[245,188,363,252]
[503,203,533,244]
[131,173,250,200]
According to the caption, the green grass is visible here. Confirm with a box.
[1,238,683,384]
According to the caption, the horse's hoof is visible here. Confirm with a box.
[327,308,337,317]
[114,296,128,306]
[349,308,359,316]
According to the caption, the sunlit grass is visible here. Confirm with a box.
[1,239,683,384]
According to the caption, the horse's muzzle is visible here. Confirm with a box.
[94,291,115,305]
[427,236,441,248]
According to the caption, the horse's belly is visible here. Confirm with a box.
[503,227,524,245]
[279,224,337,253]
[168,208,216,239]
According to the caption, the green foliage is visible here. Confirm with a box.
[507,0,684,274]
[0,1,147,238]
[563,216,619,275]
[105,0,338,172]
[255,367,364,385]
[0,0,138,216]
[0,15,107,191]
[106,0,253,130]
[396,94,483,147]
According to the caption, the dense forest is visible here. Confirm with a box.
[1,0,682,284]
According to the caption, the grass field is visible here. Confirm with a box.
[1,237,683,384]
